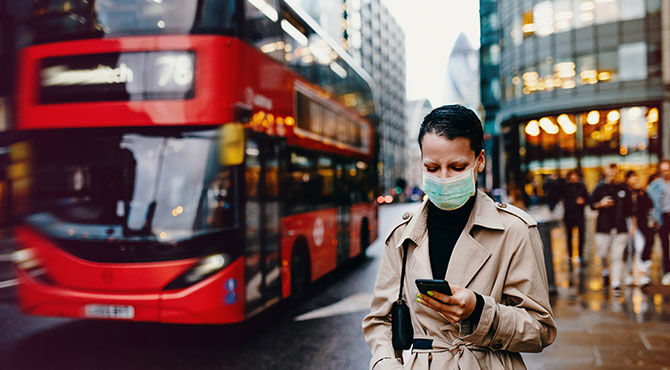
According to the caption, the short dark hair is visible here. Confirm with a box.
[608,163,618,170]
[418,104,483,155]
[625,170,636,179]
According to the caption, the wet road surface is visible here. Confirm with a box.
[1,203,670,369]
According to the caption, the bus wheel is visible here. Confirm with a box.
[290,243,310,301]
[360,218,370,255]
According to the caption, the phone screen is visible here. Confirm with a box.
[415,279,452,296]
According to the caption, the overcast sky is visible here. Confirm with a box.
[381,0,480,107]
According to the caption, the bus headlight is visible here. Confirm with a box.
[12,248,41,270]
[163,253,231,290]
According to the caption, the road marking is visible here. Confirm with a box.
[0,254,13,262]
[0,279,18,289]
[639,332,653,351]
[294,292,372,322]
[592,346,603,366]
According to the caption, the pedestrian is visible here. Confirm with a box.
[543,171,565,212]
[561,170,589,277]
[624,170,654,287]
[589,163,634,294]
[646,160,670,285]
[362,105,555,369]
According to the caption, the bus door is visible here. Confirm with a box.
[244,135,283,313]
[335,160,351,265]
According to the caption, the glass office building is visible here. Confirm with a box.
[483,0,664,192]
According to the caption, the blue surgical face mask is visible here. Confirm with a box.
[423,168,476,210]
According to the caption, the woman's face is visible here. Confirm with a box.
[421,133,485,181]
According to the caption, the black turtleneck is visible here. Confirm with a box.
[427,195,484,325]
[427,195,476,280]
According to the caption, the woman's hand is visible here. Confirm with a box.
[416,284,477,324]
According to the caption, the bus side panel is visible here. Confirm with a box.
[159,258,245,324]
[349,203,378,258]
[280,209,338,293]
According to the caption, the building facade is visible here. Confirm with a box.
[482,0,665,195]
[343,0,407,192]
[405,99,433,191]
[291,0,407,192]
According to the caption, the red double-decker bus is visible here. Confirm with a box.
[12,0,378,324]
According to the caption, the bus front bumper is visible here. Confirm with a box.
[15,257,246,324]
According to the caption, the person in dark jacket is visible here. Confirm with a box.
[562,170,589,273]
[589,163,634,293]
[625,170,654,286]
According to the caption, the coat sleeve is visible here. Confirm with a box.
[362,237,405,369]
[459,225,557,353]
[589,185,604,210]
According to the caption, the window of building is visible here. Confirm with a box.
[511,14,523,45]
[522,9,535,39]
[554,0,574,32]
[595,0,619,24]
[534,1,555,36]
[539,58,555,91]
[598,50,618,82]
[553,60,576,89]
[618,42,647,81]
[647,0,662,14]
[490,44,501,65]
[577,55,597,85]
[620,107,649,154]
[619,0,645,20]
[574,0,595,28]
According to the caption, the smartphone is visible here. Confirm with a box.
[415,279,452,296]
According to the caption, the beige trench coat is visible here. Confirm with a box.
[362,191,556,369]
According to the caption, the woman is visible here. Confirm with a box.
[362,105,556,369]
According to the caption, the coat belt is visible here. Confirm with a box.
[410,336,487,369]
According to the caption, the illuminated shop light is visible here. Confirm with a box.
[557,114,576,134]
[525,120,540,137]
[598,71,611,81]
[620,146,628,155]
[628,107,643,118]
[539,117,559,134]
[579,1,595,11]
[281,20,308,46]
[647,108,659,123]
[587,110,600,125]
[247,0,278,22]
[607,110,620,122]
[522,23,536,33]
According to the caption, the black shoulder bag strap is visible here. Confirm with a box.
[391,242,413,350]
[398,242,409,301]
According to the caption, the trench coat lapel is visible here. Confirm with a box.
[401,191,504,288]
[447,191,504,287]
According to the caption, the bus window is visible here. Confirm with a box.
[287,150,315,213]
[245,140,261,199]
[317,156,334,204]
[244,0,283,62]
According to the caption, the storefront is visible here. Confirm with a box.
[506,105,660,199]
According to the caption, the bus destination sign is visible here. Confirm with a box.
[39,51,195,104]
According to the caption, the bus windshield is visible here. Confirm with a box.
[24,127,239,261]
[27,0,237,44]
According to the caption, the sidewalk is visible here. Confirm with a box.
[523,219,670,369]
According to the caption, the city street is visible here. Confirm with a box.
[1,203,670,369]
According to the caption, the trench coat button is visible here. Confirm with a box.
[497,202,507,208]
[402,212,411,220]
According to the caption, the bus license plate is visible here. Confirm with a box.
[84,304,134,319]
